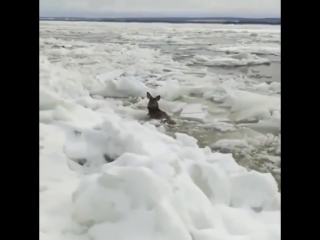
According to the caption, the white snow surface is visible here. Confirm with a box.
[40,22,280,240]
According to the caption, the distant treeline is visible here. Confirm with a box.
[39,17,280,25]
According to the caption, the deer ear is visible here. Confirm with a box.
[155,95,161,101]
[147,92,152,99]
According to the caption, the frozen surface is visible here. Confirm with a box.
[209,44,280,56]
[40,22,280,240]
[189,53,270,67]
[180,104,208,122]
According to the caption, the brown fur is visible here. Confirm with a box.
[146,92,176,125]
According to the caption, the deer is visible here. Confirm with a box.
[146,92,176,125]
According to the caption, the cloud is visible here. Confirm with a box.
[40,0,280,17]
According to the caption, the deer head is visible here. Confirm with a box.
[147,92,161,109]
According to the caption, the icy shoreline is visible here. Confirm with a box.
[40,22,280,240]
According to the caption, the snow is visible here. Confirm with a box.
[40,21,280,240]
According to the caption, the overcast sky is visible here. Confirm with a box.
[40,0,280,18]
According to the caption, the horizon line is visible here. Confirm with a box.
[39,16,281,19]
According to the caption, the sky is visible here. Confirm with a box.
[40,0,280,18]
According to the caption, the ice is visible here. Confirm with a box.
[90,75,148,98]
[230,171,279,210]
[180,104,208,122]
[190,53,270,67]
[40,110,53,123]
[202,120,237,132]
[254,82,281,94]
[156,79,185,101]
[220,89,280,123]
[209,44,280,56]
[40,85,63,110]
[240,119,280,135]
[40,22,280,240]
